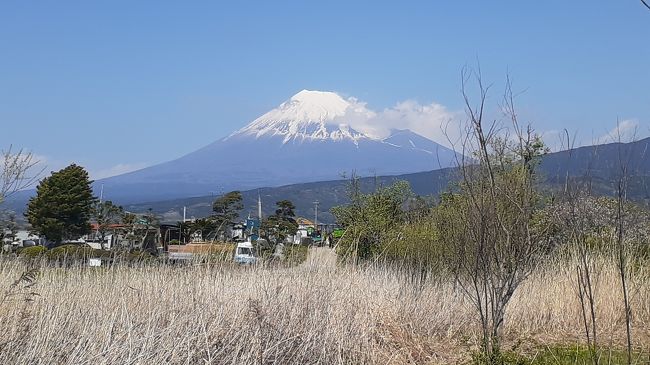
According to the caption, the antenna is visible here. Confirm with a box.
[257,191,261,219]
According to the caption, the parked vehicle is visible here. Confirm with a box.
[234,240,257,265]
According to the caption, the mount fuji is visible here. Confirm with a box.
[96,90,460,203]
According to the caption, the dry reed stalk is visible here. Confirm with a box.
[0,249,646,364]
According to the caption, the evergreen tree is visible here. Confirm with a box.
[261,200,298,246]
[26,164,97,243]
[212,191,243,239]
[190,218,218,242]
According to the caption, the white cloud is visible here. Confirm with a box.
[594,119,642,145]
[537,119,650,154]
[91,163,148,180]
[1,147,149,189]
[334,98,462,148]
[30,157,147,181]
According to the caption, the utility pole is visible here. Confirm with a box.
[313,200,319,232]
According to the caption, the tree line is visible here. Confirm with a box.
[0,161,301,254]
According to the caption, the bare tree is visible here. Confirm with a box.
[611,122,641,365]
[0,146,41,205]
[554,130,600,365]
[551,123,644,365]
[91,200,124,250]
[437,68,552,361]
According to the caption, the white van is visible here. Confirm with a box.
[234,240,257,264]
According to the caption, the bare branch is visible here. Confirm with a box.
[642,0,650,11]
[1,146,43,204]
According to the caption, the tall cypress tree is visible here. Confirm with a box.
[26,164,97,243]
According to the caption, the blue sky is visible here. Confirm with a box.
[1,1,649,178]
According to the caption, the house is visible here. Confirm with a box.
[291,217,316,245]
[296,217,315,231]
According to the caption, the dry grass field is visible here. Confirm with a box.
[0,248,648,364]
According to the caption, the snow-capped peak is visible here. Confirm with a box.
[288,90,351,119]
[229,90,373,144]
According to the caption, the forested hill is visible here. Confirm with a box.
[124,137,650,224]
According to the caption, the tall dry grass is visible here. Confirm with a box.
[0,248,647,364]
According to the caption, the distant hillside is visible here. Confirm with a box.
[6,137,650,225]
[125,137,650,223]
[539,137,650,198]
[124,168,456,224]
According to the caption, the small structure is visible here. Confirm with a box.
[13,230,46,248]
[231,222,246,241]
[244,218,261,241]
[295,217,314,231]
[292,217,318,245]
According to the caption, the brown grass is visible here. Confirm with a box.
[0,248,647,364]
[167,242,235,254]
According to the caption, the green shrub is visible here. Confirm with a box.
[283,245,308,266]
[46,244,110,261]
[47,244,83,259]
[18,245,47,258]
[332,180,413,261]
[530,346,649,365]
[119,250,156,263]
[469,346,650,365]
[471,349,528,365]
[379,215,446,270]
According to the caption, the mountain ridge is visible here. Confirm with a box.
[122,136,650,224]
[5,137,650,224]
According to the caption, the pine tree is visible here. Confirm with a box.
[261,200,298,246]
[212,191,243,238]
[26,164,97,243]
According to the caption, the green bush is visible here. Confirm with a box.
[332,180,413,261]
[119,250,156,263]
[469,346,650,365]
[47,244,110,261]
[18,245,47,258]
[47,244,83,259]
[379,215,447,271]
[283,245,308,266]
[471,349,528,365]
[530,346,648,365]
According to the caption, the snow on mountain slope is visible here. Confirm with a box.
[383,129,448,154]
[229,90,374,144]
